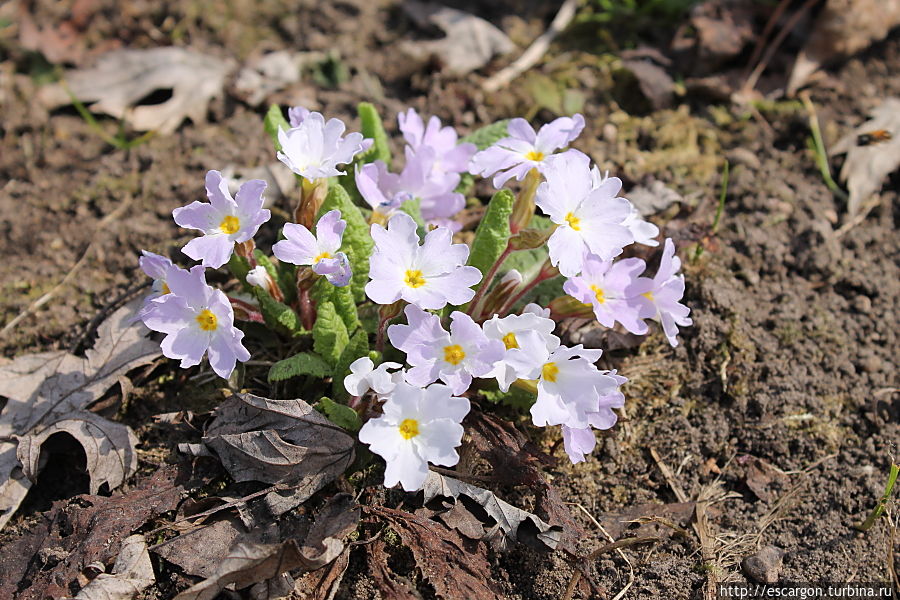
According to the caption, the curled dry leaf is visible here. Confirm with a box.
[373,504,503,600]
[0,301,160,531]
[75,535,155,600]
[422,471,562,551]
[233,50,326,107]
[0,465,185,600]
[186,393,355,516]
[402,1,515,75]
[174,494,360,600]
[788,0,900,94]
[38,47,235,134]
[831,97,900,216]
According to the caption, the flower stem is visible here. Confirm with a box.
[298,286,316,331]
[497,258,559,317]
[509,168,542,234]
[228,296,265,323]
[467,244,513,319]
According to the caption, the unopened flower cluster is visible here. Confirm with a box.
[138,107,691,492]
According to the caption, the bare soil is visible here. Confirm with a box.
[0,1,897,598]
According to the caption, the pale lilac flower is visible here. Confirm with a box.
[288,106,310,127]
[506,331,620,429]
[358,381,470,491]
[366,213,481,310]
[140,265,250,379]
[561,369,626,464]
[398,108,476,175]
[482,303,559,392]
[562,255,650,335]
[591,166,659,246]
[138,251,184,320]
[173,171,269,269]
[276,112,369,179]
[469,114,585,188]
[388,305,504,394]
[535,151,634,277]
[344,357,404,397]
[272,210,352,287]
[356,149,465,229]
[632,238,692,347]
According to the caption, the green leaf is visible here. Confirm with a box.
[264,104,290,151]
[317,397,361,432]
[311,277,360,334]
[268,352,332,382]
[357,102,391,167]
[331,328,369,400]
[480,385,535,410]
[317,183,374,302]
[461,119,510,150]
[253,287,302,336]
[313,300,350,367]
[467,188,514,278]
[227,252,252,290]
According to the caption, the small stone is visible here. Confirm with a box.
[852,295,872,314]
[860,354,883,374]
[742,545,785,583]
[602,123,618,144]
[726,147,761,170]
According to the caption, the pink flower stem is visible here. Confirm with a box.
[467,243,513,319]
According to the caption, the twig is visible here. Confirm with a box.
[835,195,882,239]
[482,0,580,93]
[742,0,821,94]
[1,195,134,338]
[742,0,793,84]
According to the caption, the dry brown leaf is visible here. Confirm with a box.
[38,47,235,134]
[233,50,325,107]
[75,535,155,600]
[402,1,515,75]
[0,301,160,531]
[422,471,562,551]
[788,0,900,94]
[831,97,900,216]
[190,393,355,516]
[373,505,503,600]
[174,495,359,600]
[0,465,185,599]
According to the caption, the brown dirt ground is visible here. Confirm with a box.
[0,1,898,599]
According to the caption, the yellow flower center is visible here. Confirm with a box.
[314,251,332,263]
[398,418,420,440]
[541,362,559,382]
[196,309,218,331]
[590,285,606,304]
[404,269,426,288]
[524,150,545,162]
[642,291,654,301]
[564,212,581,231]
[443,344,466,365]
[502,332,519,350]
[161,281,171,295]
[219,215,240,235]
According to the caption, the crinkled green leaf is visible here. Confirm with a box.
[313,300,349,367]
[317,183,373,302]
[268,352,332,382]
[480,385,535,410]
[467,189,514,277]
[227,252,252,290]
[331,328,369,400]
[316,397,361,432]
[400,196,426,235]
[253,288,302,336]
[461,119,510,150]
[311,277,360,334]
[264,104,290,151]
[357,102,391,167]
[253,249,280,282]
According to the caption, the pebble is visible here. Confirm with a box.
[852,295,872,314]
[742,546,785,583]
[726,147,761,170]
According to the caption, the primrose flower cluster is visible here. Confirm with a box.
[136,106,691,492]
